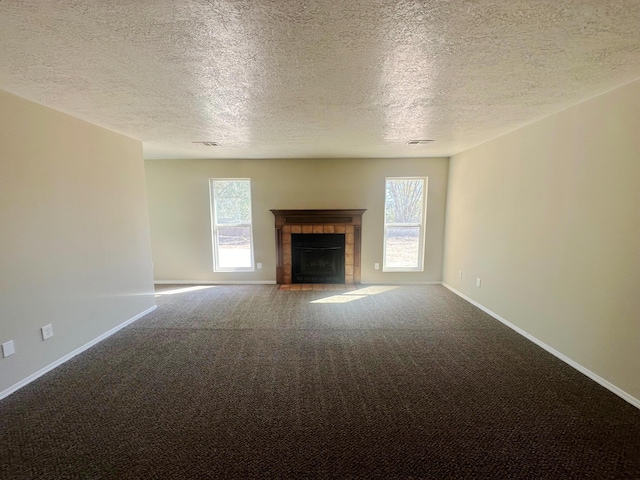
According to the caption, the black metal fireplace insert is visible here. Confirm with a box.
[291,234,345,284]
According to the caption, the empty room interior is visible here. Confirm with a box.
[1,1,639,478]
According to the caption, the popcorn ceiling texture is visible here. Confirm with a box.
[0,0,639,159]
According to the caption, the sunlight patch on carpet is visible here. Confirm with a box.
[155,285,217,296]
[311,285,399,304]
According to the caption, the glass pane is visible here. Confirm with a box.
[385,226,420,268]
[217,226,252,268]
[385,179,424,224]
[214,180,251,224]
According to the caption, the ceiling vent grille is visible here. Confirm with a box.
[193,141,220,147]
[406,140,434,145]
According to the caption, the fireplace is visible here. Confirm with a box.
[292,234,345,284]
[270,209,366,285]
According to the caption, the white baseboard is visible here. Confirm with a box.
[360,281,443,285]
[0,305,157,401]
[157,281,438,286]
[154,280,277,285]
[441,283,640,410]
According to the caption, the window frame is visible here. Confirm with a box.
[209,178,255,272]
[382,176,428,272]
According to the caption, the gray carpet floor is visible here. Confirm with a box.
[1,284,639,479]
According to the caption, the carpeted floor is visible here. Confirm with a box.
[1,284,639,479]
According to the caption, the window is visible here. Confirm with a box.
[209,179,254,271]
[383,177,427,272]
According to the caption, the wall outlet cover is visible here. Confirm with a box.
[2,340,15,358]
[41,324,54,340]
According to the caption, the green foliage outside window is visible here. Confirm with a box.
[214,180,252,224]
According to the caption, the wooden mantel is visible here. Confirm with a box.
[270,209,366,285]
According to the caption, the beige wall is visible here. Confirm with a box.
[145,157,448,284]
[443,80,640,402]
[0,90,156,395]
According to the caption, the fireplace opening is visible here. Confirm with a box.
[292,234,345,284]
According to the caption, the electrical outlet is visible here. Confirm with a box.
[476,278,481,288]
[41,324,54,340]
[374,263,380,270]
[257,262,262,270]
[458,270,462,278]
[2,340,15,358]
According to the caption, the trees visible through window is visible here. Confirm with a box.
[210,179,254,271]
[383,177,427,271]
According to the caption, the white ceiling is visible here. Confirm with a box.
[1,1,639,160]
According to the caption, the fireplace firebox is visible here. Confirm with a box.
[292,234,345,284]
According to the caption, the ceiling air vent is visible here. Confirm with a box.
[407,140,434,145]
[193,141,221,147]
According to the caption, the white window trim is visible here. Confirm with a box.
[209,178,255,272]
[382,176,428,272]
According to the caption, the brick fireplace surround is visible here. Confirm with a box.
[270,209,366,285]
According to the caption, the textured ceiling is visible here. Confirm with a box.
[1,1,640,159]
